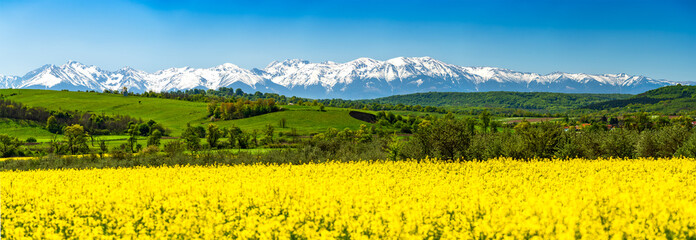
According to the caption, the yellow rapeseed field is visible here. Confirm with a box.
[2,158,696,239]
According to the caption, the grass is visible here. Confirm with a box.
[0,118,56,141]
[205,106,370,135]
[0,89,375,137]
[1,89,208,135]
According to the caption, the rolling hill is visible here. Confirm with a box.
[0,89,371,137]
[367,91,631,113]
[581,85,696,114]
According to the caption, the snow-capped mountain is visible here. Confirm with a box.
[0,75,20,89]
[0,57,679,99]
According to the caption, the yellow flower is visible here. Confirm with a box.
[2,158,696,239]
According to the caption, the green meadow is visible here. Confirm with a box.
[0,89,375,140]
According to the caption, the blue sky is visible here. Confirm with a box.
[1,0,695,82]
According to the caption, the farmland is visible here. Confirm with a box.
[3,158,696,239]
[0,89,370,136]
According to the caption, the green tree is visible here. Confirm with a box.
[98,139,108,157]
[46,115,61,134]
[251,129,258,147]
[163,140,185,157]
[279,118,287,128]
[207,101,218,117]
[264,124,274,144]
[410,117,474,160]
[147,129,162,147]
[356,124,373,143]
[137,123,150,136]
[206,124,221,148]
[517,121,563,159]
[0,134,23,157]
[228,126,242,149]
[386,133,402,161]
[127,124,139,153]
[182,124,201,152]
[64,124,89,155]
[237,132,250,149]
[675,133,696,157]
[479,110,491,132]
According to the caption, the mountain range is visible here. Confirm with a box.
[0,57,679,99]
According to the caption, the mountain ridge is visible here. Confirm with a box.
[0,57,679,99]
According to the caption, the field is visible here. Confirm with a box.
[3,158,696,239]
[0,118,55,141]
[0,89,371,137]
[0,90,377,154]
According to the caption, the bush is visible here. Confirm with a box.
[600,129,637,158]
[163,140,185,157]
[516,121,563,159]
[141,145,160,155]
[26,137,37,143]
[675,133,696,157]
[0,134,25,157]
[409,117,475,160]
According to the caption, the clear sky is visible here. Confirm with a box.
[1,0,695,82]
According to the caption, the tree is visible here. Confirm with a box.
[237,132,250,149]
[410,117,474,160]
[207,101,219,117]
[47,115,61,134]
[64,124,89,154]
[137,123,150,136]
[147,129,162,147]
[127,124,139,153]
[251,129,258,147]
[163,140,185,157]
[517,121,563,159]
[319,103,325,112]
[675,134,696,157]
[206,124,221,148]
[356,124,373,143]
[98,139,108,156]
[264,124,274,144]
[385,133,402,161]
[479,110,491,132]
[0,134,23,157]
[228,126,242,149]
[182,123,201,151]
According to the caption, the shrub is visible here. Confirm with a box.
[163,140,185,157]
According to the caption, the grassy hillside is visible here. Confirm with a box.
[581,85,696,114]
[0,118,55,141]
[369,91,631,113]
[0,89,372,136]
[1,89,206,135]
[210,106,370,135]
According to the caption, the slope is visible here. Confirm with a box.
[368,91,631,113]
[581,85,696,114]
[0,89,371,136]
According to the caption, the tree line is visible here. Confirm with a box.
[0,99,146,135]
[396,113,696,160]
[207,98,279,120]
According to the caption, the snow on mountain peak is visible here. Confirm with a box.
[216,63,240,69]
[0,58,679,99]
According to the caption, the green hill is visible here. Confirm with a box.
[0,118,55,141]
[0,89,372,137]
[369,91,630,113]
[581,85,696,114]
